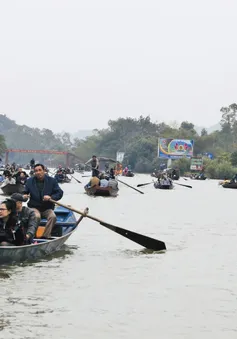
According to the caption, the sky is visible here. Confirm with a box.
[0,0,236,133]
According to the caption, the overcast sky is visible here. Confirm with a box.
[0,0,236,133]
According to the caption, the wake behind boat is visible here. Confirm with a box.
[0,206,83,265]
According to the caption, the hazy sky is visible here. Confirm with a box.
[0,0,236,133]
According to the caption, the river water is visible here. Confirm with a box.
[0,174,237,339]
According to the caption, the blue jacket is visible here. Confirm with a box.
[23,175,63,212]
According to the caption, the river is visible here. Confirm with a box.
[0,174,236,338]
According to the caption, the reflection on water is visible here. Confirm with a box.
[0,176,237,338]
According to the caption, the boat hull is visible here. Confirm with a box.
[0,232,73,265]
[154,183,173,190]
[1,183,25,195]
[222,182,237,189]
[85,185,118,197]
[122,172,134,177]
[0,206,78,265]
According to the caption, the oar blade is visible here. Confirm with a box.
[100,221,166,251]
[137,182,152,187]
[174,182,192,188]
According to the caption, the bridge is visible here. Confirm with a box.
[5,149,83,167]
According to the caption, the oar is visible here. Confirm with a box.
[173,182,192,189]
[50,199,166,251]
[116,178,144,194]
[70,174,82,184]
[76,207,89,226]
[137,182,153,187]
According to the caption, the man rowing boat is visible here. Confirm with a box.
[85,155,100,177]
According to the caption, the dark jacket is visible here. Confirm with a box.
[0,217,17,245]
[23,175,63,212]
[17,206,38,239]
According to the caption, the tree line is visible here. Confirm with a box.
[1,104,237,178]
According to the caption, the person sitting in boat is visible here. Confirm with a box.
[84,176,100,189]
[0,199,18,246]
[109,167,115,179]
[3,167,11,178]
[16,172,28,185]
[160,174,171,186]
[10,193,38,244]
[99,173,109,187]
[23,163,64,239]
[0,199,28,246]
[30,158,35,169]
[54,170,65,183]
[1,175,16,188]
[123,167,128,175]
[85,155,100,177]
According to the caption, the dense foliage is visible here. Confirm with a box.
[72,103,237,178]
[1,103,237,178]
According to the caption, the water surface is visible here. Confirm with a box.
[0,175,236,338]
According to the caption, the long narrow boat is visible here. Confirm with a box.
[222,182,237,189]
[56,177,71,184]
[0,206,81,265]
[154,181,174,190]
[85,184,118,197]
[122,171,134,177]
[1,183,25,195]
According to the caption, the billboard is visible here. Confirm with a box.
[190,157,203,170]
[158,138,194,159]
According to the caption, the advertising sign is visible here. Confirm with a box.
[158,138,194,159]
[190,157,203,170]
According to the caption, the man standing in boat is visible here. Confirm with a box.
[85,155,100,177]
[23,163,63,239]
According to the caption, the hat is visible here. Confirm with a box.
[10,193,28,202]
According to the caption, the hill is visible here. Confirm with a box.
[0,114,69,164]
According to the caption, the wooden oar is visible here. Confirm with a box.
[137,182,153,187]
[116,178,144,194]
[50,199,166,251]
[76,207,89,225]
[70,174,82,184]
[173,182,192,189]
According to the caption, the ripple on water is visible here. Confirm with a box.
[1,178,237,338]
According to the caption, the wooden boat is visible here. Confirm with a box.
[1,183,25,195]
[192,176,207,180]
[85,184,118,197]
[154,181,174,190]
[222,182,237,189]
[0,206,81,265]
[56,176,71,184]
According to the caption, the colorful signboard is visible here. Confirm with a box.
[158,138,194,159]
[190,157,203,171]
